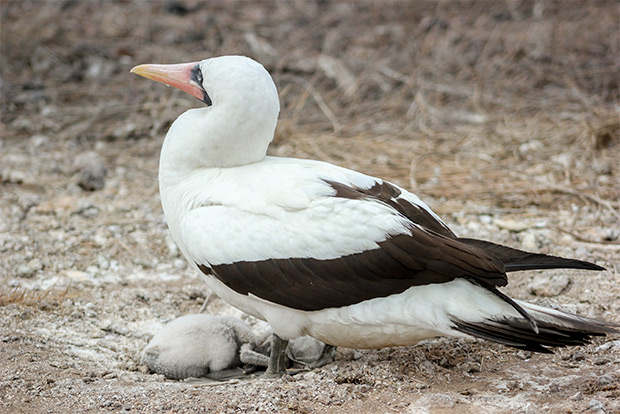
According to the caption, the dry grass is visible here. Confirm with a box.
[0,286,69,307]
[11,2,616,211]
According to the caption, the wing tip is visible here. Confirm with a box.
[451,313,618,354]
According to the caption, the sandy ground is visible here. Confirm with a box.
[1,1,619,413]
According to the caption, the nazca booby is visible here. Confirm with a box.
[131,55,617,376]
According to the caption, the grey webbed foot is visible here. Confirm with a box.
[263,333,289,378]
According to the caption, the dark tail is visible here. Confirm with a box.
[452,301,618,353]
[458,238,605,272]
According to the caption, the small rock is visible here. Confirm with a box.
[588,399,605,413]
[479,215,493,225]
[521,232,538,251]
[493,218,530,232]
[419,360,435,375]
[571,350,585,361]
[527,275,571,297]
[597,375,613,386]
[603,228,619,242]
[97,255,110,270]
[173,259,187,269]
[1,169,27,184]
[74,151,106,191]
[111,123,136,140]
[36,195,79,216]
[17,258,43,277]
[18,194,40,211]
[519,140,543,156]
[593,357,610,366]
[78,205,99,218]
[63,270,92,283]
[459,362,480,373]
[99,320,128,336]
[596,340,620,351]
[29,134,49,151]
[516,350,532,360]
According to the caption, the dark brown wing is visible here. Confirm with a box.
[199,229,508,311]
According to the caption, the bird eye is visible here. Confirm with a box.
[190,64,211,106]
[191,65,204,86]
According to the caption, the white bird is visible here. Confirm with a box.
[131,55,617,376]
[141,314,257,380]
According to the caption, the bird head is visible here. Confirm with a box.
[130,56,280,170]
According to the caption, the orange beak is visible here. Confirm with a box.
[130,61,211,105]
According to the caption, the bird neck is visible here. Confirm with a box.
[158,103,277,188]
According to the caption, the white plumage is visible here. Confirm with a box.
[131,55,616,375]
[141,314,256,379]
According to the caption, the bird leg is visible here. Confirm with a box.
[263,333,289,378]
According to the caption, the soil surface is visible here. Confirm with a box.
[1,1,619,413]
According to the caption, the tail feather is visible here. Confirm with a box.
[458,238,605,272]
[451,301,618,353]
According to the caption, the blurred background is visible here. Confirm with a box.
[2,1,617,206]
[1,1,619,412]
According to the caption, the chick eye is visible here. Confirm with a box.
[191,65,204,86]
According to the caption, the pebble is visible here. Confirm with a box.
[419,360,436,375]
[97,255,110,270]
[1,169,26,184]
[28,134,49,152]
[459,362,480,373]
[596,340,620,352]
[521,232,538,251]
[493,218,530,232]
[479,215,493,225]
[74,151,106,191]
[603,228,619,242]
[17,258,43,277]
[36,195,79,216]
[592,357,610,365]
[588,399,605,413]
[597,374,613,386]
[570,350,585,361]
[516,350,532,360]
[79,206,99,218]
[527,275,570,297]
[173,259,187,269]
[519,140,543,155]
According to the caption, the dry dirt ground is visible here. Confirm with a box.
[1,1,619,413]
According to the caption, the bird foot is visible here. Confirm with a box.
[263,333,289,378]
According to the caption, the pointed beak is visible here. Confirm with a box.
[130,61,211,105]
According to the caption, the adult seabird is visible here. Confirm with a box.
[131,56,617,376]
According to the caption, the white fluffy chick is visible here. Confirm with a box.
[141,314,257,380]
